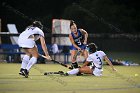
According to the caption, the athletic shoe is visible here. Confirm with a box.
[76,72,83,76]
[19,68,25,76]
[44,72,48,75]
[64,73,69,76]
[59,72,69,76]
[68,65,73,69]
[22,69,29,78]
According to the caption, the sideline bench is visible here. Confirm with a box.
[0,44,70,63]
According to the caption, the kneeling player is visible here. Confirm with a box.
[66,43,116,76]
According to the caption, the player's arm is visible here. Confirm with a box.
[69,34,81,50]
[80,29,88,44]
[82,55,92,67]
[104,55,117,71]
[40,36,51,60]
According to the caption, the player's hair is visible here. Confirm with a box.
[32,21,43,30]
[87,43,98,53]
[70,20,76,28]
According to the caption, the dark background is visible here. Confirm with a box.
[1,0,140,33]
[0,0,140,52]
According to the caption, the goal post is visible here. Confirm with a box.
[51,19,72,63]
[52,19,71,45]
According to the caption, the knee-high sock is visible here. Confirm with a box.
[67,68,79,75]
[21,55,30,69]
[26,57,37,71]
[72,62,79,68]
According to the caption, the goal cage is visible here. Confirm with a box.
[52,19,71,45]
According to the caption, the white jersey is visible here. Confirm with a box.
[19,27,44,41]
[86,51,106,69]
[18,27,44,48]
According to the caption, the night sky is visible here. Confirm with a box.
[0,0,139,33]
[1,0,76,32]
[0,0,140,51]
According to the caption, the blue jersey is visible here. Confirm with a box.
[71,29,86,50]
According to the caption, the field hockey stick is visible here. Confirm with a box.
[44,71,64,75]
[39,54,68,68]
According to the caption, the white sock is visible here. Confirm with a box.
[26,57,37,71]
[67,68,79,75]
[21,55,30,69]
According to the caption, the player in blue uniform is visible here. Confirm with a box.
[69,20,88,69]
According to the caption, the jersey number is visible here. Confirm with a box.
[77,40,82,45]
[97,57,103,66]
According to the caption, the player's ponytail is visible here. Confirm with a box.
[70,20,76,28]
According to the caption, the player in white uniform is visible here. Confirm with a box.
[66,43,116,76]
[18,21,51,78]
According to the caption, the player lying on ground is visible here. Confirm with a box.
[69,20,88,69]
[18,21,51,78]
[65,43,117,76]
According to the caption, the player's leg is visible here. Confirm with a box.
[79,66,93,74]
[80,66,103,76]
[80,49,88,63]
[82,49,92,66]
[66,66,92,75]
[93,68,103,76]
[23,46,38,78]
[67,68,79,75]
[80,44,88,63]
[70,50,79,69]
[19,49,31,76]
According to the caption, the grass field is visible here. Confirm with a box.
[0,63,140,93]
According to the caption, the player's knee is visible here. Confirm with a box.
[72,58,76,62]
[79,66,92,74]
[30,57,37,65]
[79,67,84,73]
[31,53,39,58]
[23,55,30,63]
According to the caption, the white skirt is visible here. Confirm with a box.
[90,66,103,76]
[93,67,103,76]
[18,38,35,48]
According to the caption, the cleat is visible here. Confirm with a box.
[44,72,48,75]
[23,69,29,78]
[68,64,74,69]
[64,73,69,76]
[19,68,25,76]
[60,72,69,76]
[68,65,73,69]
[76,72,83,76]
[19,72,25,76]
[68,67,73,69]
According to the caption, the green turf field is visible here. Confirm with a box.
[0,63,140,93]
